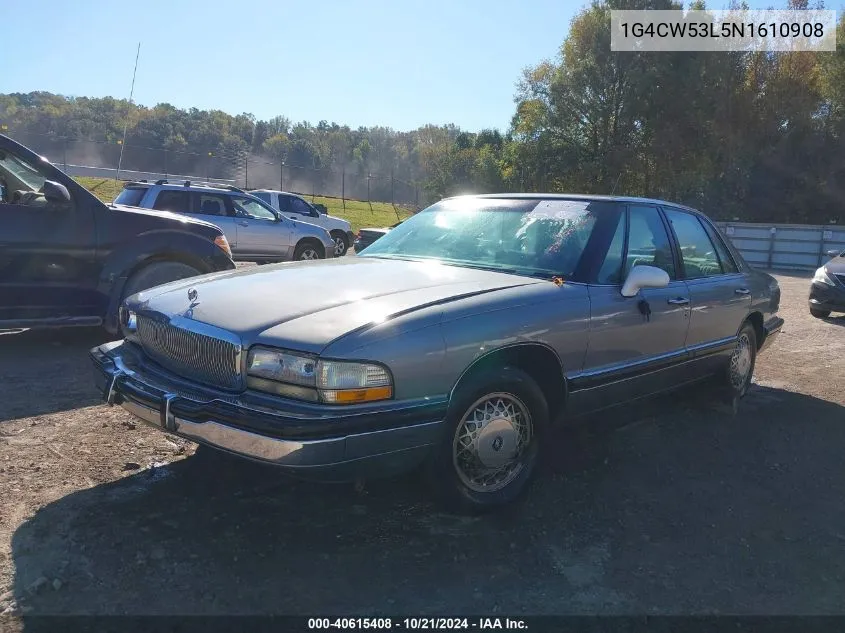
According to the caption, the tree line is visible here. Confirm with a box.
[1,0,843,222]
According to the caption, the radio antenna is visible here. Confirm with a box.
[116,42,141,181]
[611,173,622,195]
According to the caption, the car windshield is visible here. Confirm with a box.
[359,197,611,279]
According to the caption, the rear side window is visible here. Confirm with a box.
[152,190,190,213]
[663,208,724,278]
[114,187,147,206]
[191,193,230,217]
[251,191,272,205]
[702,219,739,273]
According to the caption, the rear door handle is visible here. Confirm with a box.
[735,288,750,295]
[667,297,690,306]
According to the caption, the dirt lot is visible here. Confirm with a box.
[0,272,843,617]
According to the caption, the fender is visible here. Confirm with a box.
[447,341,568,421]
[98,230,225,332]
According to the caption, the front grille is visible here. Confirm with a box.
[835,274,845,287]
[136,316,243,391]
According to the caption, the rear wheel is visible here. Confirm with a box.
[122,261,202,300]
[330,231,349,257]
[726,322,757,399]
[293,241,324,261]
[426,367,546,514]
[810,307,831,319]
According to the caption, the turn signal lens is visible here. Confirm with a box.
[214,235,232,258]
[320,386,393,404]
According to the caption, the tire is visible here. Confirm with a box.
[725,321,757,399]
[810,307,831,319]
[293,241,324,261]
[330,231,349,257]
[425,367,547,514]
[122,261,202,304]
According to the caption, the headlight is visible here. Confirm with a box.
[246,347,393,404]
[214,235,232,258]
[119,305,138,341]
[813,266,835,286]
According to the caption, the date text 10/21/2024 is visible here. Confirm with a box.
[307,618,529,630]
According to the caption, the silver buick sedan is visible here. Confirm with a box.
[91,194,783,512]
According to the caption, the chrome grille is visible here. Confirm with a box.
[136,315,242,391]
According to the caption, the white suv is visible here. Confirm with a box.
[250,190,354,256]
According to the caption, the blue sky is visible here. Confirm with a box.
[0,0,821,132]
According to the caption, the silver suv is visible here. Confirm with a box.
[114,180,335,263]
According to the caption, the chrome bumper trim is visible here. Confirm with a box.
[92,344,443,470]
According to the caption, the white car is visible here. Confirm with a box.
[250,189,355,256]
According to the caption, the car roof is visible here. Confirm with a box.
[121,181,250,195]
[250,189,300,197]
[443,193,700,214]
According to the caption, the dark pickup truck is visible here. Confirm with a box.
[0,134,236,333]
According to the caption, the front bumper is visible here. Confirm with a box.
[809,281,845,313]
[90,341,446,480]
[759,315,784,353]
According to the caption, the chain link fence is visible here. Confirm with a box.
[6,130,421,207]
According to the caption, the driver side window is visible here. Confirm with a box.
[289,197,314,217]
[232,196,277,221]
[625,205,676,280]
[0,148,62,209]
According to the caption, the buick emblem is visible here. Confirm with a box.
[492,436,504,452]
[188,288,198,302]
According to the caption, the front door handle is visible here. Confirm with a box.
[735,288,751,295]
[288,216,298,220]
[238,220,249,227]
[667,297,690,306]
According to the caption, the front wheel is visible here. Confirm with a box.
[810,307,831,319]
[293,241,324,261]
[426,367,547,514]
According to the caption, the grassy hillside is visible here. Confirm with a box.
[74,177,414,233]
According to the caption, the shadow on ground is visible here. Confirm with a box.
[10,384,845,616]
[0,328,111,423]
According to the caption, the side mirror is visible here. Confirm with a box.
[43,180,71,204]
[827,249,842,258]
[620,265,670,298]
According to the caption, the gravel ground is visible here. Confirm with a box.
[0,272,843,618]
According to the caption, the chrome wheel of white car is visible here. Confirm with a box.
[452,392,533,493]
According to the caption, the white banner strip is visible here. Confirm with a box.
[610,10,837,52]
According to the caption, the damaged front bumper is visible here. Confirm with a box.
[90,341,446,481]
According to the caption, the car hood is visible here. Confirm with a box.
[826,256,845,274]
[130,257,542,353]
[325,213,350,226]
[109,204,222,232]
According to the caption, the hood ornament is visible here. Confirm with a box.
[184,287,200,318]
